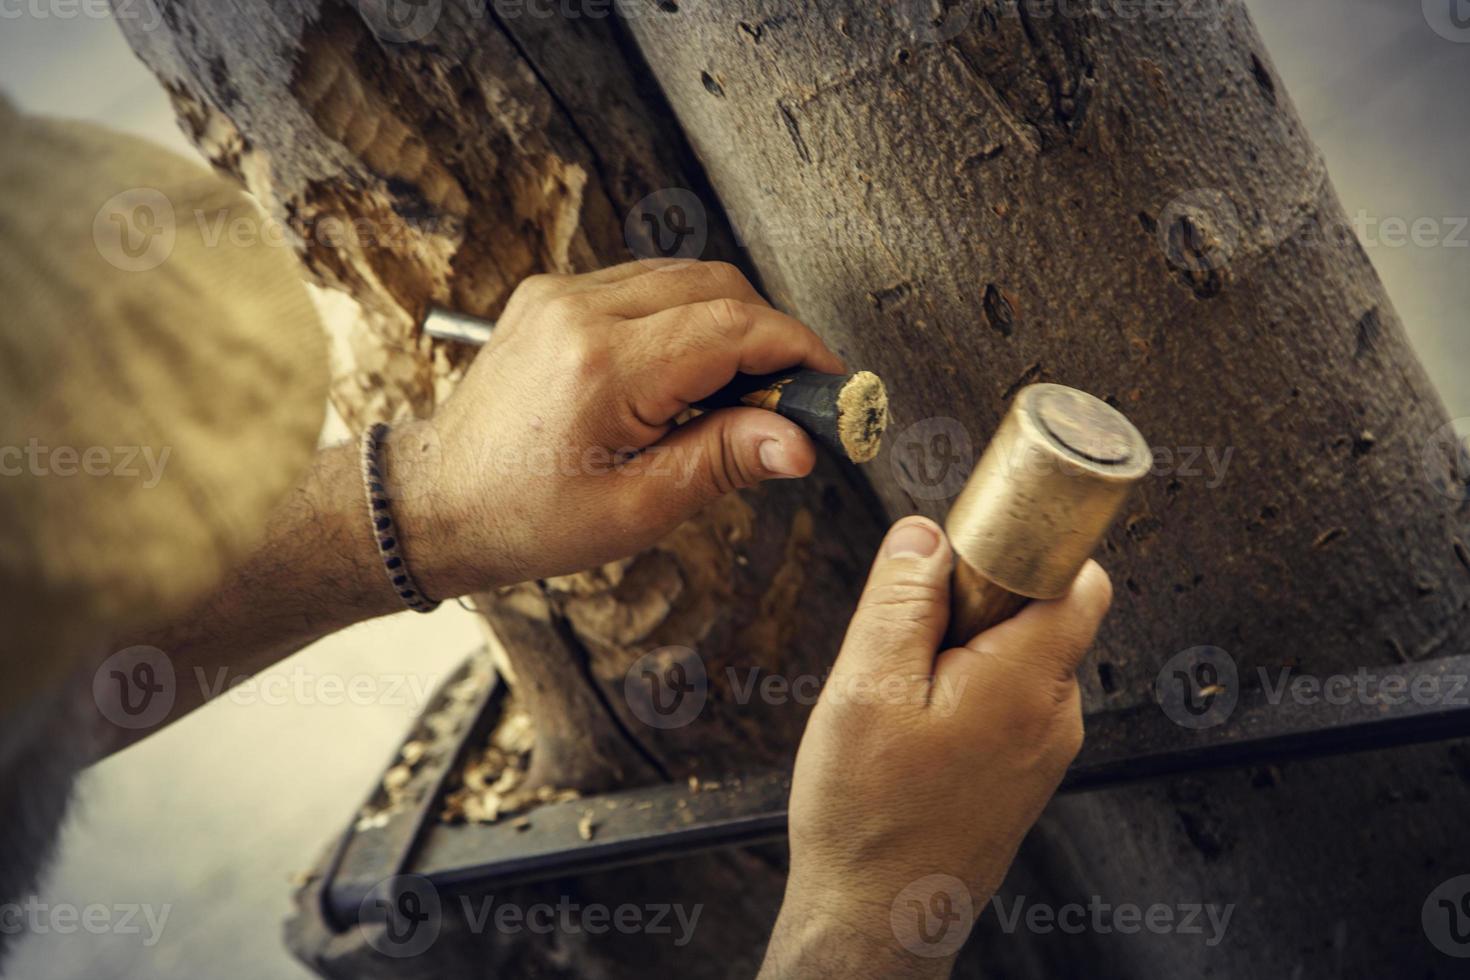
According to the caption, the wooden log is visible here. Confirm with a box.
[120,1,1470,975]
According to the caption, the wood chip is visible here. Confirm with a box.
[577,810,598,841]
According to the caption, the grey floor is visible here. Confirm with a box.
[0,1,1467,977]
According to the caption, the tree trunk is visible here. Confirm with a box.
[121,1,1470,976]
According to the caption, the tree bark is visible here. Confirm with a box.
[121,1,1470,976]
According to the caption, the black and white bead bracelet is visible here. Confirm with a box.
[360,422,440,613]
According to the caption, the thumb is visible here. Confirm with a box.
[832,517,954,683]
[620,407,816,515]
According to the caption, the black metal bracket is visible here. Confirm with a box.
[315,651,1470,927]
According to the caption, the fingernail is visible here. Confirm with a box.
[759,439,800,478]
[885,519,940,559]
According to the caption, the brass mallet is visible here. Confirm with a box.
[944,384,1151,644]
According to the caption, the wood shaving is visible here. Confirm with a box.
[577,810,598,841]
[440,695,581,825]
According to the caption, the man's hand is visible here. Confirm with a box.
[101,261,840,755]
[761,517,1112,979]
[390,259,845,598]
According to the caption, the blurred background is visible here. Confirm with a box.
[0,1,1466,977]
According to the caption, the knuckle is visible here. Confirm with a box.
[521,272,557,293]
[849,580,945,646]
[543,292,591,322]
[1042,627,1095,676]
[1003,678,1081,759]
[701,260,747,290]
[513,272,562,307]
[702,296,749,338]
[703,428,755,496]
[564,329,610,381]
[862,580,946,618]
[1054,713,1085,761]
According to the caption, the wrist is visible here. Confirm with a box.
[380,419,474,601]
[761,895,960,980]
[277,440,405,626]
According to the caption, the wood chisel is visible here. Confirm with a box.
[423,308,890,464]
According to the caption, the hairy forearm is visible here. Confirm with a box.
[97,440,401,757]
[759,903,957,980]
[88,260,848,757]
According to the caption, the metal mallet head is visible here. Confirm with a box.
[945,384,1151,644]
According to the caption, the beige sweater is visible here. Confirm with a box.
[0,97,329,714]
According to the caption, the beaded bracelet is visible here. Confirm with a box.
[360,422,441,613]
